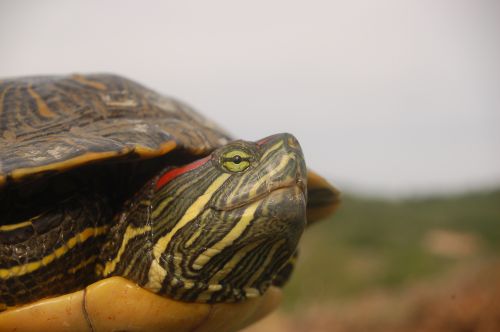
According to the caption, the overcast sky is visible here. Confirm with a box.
[1,0,499,196]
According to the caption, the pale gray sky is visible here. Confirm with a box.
[1,0,499,195]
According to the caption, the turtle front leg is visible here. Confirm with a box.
[306,170,341,225]
[0,193,111,310]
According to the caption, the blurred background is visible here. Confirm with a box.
[1,1,499,331]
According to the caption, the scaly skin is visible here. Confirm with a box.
[1,134,309,308]
[100,133,307,303]
[0,74,340,331]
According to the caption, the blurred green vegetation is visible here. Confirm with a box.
[283,189,500,310]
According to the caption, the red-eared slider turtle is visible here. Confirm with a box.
[0,74,339,332]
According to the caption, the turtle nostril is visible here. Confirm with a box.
[296,178,306,193]
[287,136,300,150]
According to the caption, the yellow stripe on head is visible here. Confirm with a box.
[191,201,259,270]
[102,225,152,276]
[249,154,291,197]
[246,239,285,287]
[259,140,284,161]
[145,173,231,292]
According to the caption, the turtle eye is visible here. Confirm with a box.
[221,149,251,173]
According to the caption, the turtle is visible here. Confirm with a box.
[0,74,340,332]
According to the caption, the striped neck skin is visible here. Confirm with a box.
[101,133,307,303]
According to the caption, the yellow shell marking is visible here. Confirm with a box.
[27,86,56,118]
[2,141,177,187]
[71,74,107,90]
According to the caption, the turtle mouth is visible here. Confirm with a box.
[212,179,306,212]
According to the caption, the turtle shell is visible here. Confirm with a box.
[0,74,231,187]
[0,276,282,332]
[0,74,286,331]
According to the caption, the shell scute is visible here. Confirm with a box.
[0,74,230,186]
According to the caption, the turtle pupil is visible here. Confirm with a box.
[233,155,242,164]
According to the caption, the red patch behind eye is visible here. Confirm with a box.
[256,137,272,146]
[156,156,211,190]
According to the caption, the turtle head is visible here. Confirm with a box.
[143,133,307,302]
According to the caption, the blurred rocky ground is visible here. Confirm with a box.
[244,190,500,332]
[245,260,500,332]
